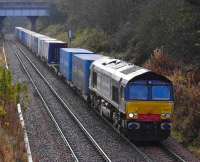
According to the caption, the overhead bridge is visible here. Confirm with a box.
[0,1,49,31]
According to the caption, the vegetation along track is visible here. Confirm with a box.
[10,38,189,162]
[9,40,110,162]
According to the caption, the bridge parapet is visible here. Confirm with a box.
[0,1,49,31]
[0,1,49,9]
[0,1,49,16]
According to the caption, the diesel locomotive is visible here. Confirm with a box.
[89,58,174,141]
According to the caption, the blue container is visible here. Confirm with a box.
[59,48,94,81]
[72,54,103,97]
[44,41,68,64]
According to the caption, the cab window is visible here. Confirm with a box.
[152,85,171,100]
[128,85,148,100]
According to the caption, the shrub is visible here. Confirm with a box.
[40,24,68,42]
[145,48,200,146]
[0,67,29,162]
[72,28,111,52]
[0,105,6,118]
[144,48,177,75]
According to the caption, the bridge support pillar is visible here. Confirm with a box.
[0,16,5,33]
[28,16,38,31]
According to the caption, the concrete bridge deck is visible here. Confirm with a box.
[0,1,49,30]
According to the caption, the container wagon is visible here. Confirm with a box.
[43,40,67,64]
[72,54,104,100]
[59,48,94,82]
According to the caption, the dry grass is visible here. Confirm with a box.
[0,46,27,162]
[145,48,200,157]
[0,103,27,162]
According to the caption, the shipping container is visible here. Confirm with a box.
[43,40,67,64]
[59,48,94,81]
[37,37,55,57]
[32,33,46,54]
[72,54,103,98]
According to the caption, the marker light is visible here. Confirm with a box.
[161,113,171,119]
[128,113,138,119]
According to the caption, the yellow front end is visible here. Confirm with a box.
[126,101,174,120]
[124,101,174,141]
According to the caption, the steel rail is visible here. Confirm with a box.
[160,143,186,162]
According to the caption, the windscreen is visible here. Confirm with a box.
[127,81,173,101]
[152,85,171,100]
[128,85,148,100]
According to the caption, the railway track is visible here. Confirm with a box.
[9,41,110,162]
[9,38,191,162]
[137,142,187,162]
[160,143,186,162]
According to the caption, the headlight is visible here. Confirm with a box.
[128,113,138,119]
[161,113,171,119]
[129,113,134,118]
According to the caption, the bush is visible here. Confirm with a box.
[144,48,177,75]
[40,24,68,42]
[0,67,29,162]
[145,48,200,147]
[0,105,6,118]
[72,28,111,52]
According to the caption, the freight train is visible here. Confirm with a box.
[15,27,174,141]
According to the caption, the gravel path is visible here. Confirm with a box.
[5,38,74,162]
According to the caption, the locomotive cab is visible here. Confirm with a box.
[123,72,174,141]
